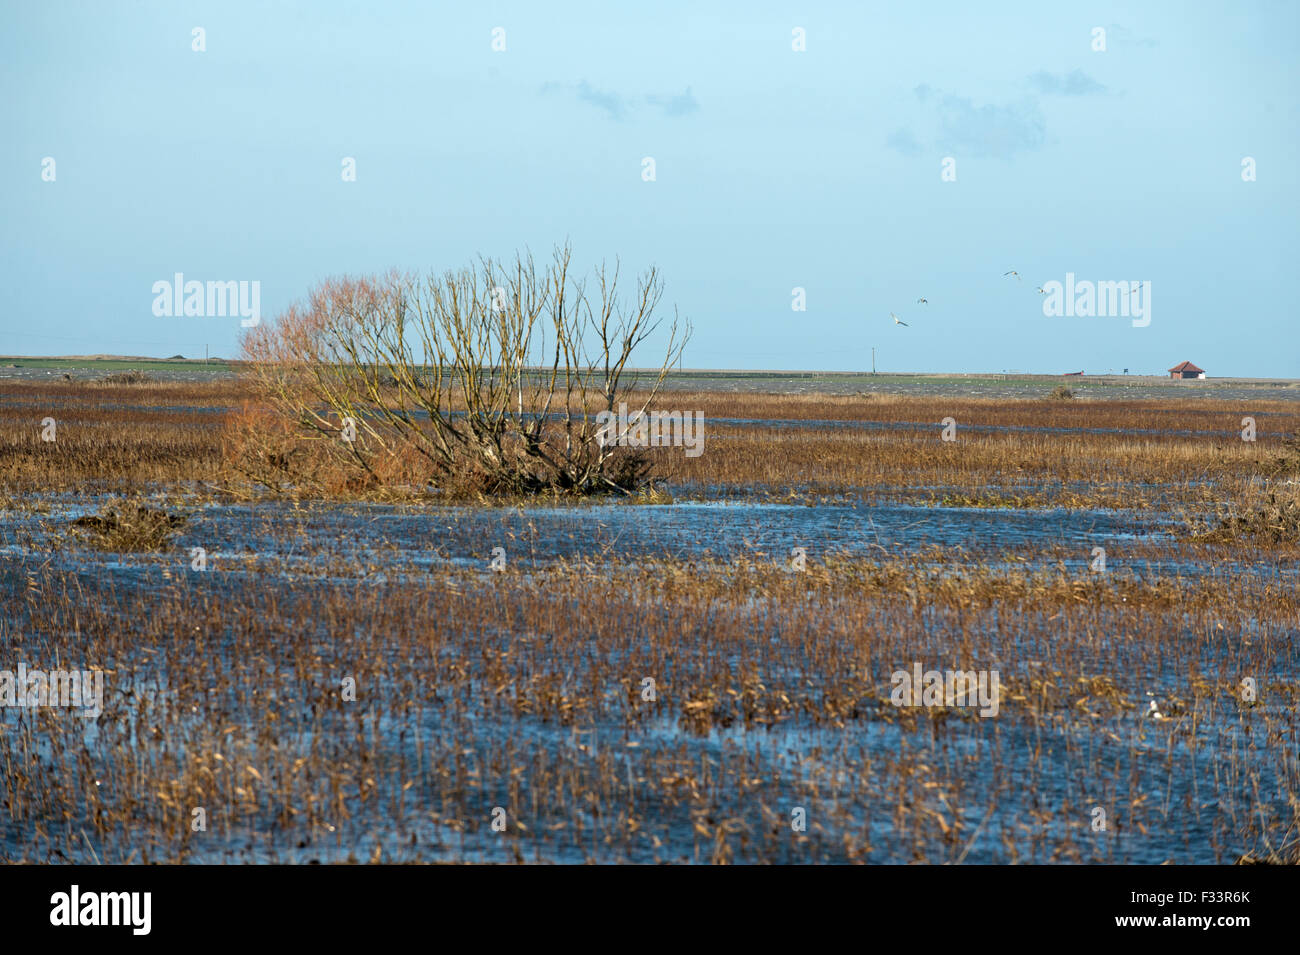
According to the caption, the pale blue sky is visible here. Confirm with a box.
[2,1,1297,374]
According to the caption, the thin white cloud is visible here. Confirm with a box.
[888,85,1046,160]
[648,86,698,117]
[1028,69,1107,96]
[541,81,698,120]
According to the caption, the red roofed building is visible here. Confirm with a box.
[1169,361,1205,380]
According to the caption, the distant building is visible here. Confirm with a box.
[1168,360,1205,380]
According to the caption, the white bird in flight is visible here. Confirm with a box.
[1003,270,1021,282]
[891,312,909,327]
[916,297,928,304]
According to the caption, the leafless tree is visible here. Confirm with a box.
[239,244,690,495]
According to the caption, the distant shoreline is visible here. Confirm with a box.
[1,355,1297,388]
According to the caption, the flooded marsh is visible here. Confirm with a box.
[1,377,1298,863]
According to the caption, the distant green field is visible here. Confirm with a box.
[0,357,233,371]
[1,359,1293,399]
[1,359,1036,384]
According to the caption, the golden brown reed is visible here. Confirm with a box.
[3,379,1297,509]
[4,546,1296,864]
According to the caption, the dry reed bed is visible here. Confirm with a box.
[659,427,1290,505]
[0,381,240,491]
[632,389,1300,429]
[2,380,1296,506]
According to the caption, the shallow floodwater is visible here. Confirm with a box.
[3,493,1174,575]
[7,491,1295,588]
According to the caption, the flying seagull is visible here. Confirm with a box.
[916,297,928,304]
[891,312,909,327]
[1003,270,1021,281]
[1035,286,1047,294]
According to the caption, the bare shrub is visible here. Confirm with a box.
[235,245,689,496]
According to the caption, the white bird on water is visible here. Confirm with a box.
[891,312,909,327]
[1146,694,1163,720]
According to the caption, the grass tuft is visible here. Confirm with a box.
[70,500,186,551]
